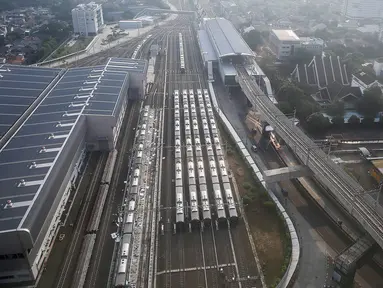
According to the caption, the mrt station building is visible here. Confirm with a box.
[0,57,147,285]
[197,17,256,86]
[197,18,276,103]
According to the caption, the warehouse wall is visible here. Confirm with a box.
[24,117,87,261]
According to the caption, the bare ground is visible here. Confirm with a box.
[225,140,287,286]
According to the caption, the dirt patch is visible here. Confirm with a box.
[344,161,379,191]
[224,136,287,287]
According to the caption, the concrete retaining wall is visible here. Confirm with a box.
[208,82,300,288]
[36,36,99,66]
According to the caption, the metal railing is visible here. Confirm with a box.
[236,65,383,249]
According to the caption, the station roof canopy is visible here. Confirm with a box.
[0,59,131,234]
[197,30,218,62]
[106,57,147,74]
[204,18,254,58]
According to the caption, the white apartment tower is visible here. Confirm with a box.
[342,0,383,19]
[72,2,104,36]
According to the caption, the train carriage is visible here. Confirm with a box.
[121,234,131,258]
[206,144,214,157]
[200,184,212,225]
[175,186,185,224]
[175,161,182,187]
[223,182,238,222]
[197,158,206,185]
[179,33,185,73]
[213,183,227,221]
[215,143,223,156]
[189,184,200,224]
[115,260,127,287]
[132,168,140,187]
[124,212,134,234]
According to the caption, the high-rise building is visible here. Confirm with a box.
[72,2,104,36]
[342,0,383,19]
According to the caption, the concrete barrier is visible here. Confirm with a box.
[208,82,300,288]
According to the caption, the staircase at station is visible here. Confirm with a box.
[333,234,376,287]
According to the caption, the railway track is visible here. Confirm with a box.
[237,66,383,248]
[55,152,107,288]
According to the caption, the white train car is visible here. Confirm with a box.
[176,186,185,223]
[115,259,128,287]
[209,158,218,181]
[218,158,230,184]
[200,184,211,223]
[195,140,202,158]
[135,143,143,165]
[132,168,140,187]
[200,107,206,117]
[206,143,214,157]
[179,33,185,73]
[213,183,226,220]
[223,182,238,220]
[197,158,206,185]
[175,161,183,187]
[121,234,131,258]
[186,137,193,158]
[188,159,196,186]
[189,184,200,222]
[140,123,147,136]
[175,137,182,160]
[124,212,134,234]
[127,199,136,212]
[215,142,223,156]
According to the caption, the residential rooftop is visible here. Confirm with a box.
[272,29,300,41]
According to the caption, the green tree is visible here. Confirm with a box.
[348,114,360,125]
[277,101,294,115]
[331,115,345,127]
[326,101,345,117]
[277,81,305,107]
[361,116,375,126]
[357,87,383,118]
[306,114,331,134]
[243,29,263,50]
[291,47,314,64]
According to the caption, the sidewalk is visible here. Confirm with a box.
[213,83,330,288]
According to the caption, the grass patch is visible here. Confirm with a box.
[218,119,291,286]
[51,37,93,59]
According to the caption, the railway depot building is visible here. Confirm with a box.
[0,58,147,285]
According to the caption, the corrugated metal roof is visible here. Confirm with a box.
[197,30,218,62]
[0,60,130,233]
[204,18,253,58]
